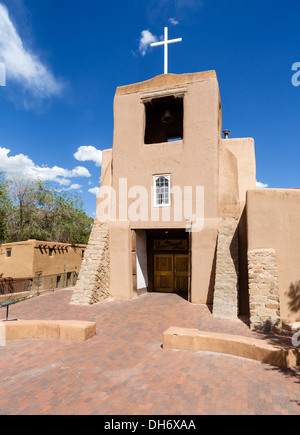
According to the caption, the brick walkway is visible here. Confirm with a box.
[0,290,299,415]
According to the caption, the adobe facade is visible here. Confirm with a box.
[0,240,87,293]
[71,71,300,331]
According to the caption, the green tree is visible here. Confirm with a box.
[47,189,94,244]
[0,173,93,245]
[0,172,14,243]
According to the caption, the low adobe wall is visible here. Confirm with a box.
[2,320,96,342]
[163,327,298,369]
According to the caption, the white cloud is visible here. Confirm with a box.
[69,184,82,190]
[0,147,91,186]
[146,0,202,25]
[88,187,100,195]
[69,166,91,178]
[74,146,102,167]
[256,180,269,188]
[0,3,63,99]
[59,183,83,192]
[139,30,158,56]
[169,17,179,25]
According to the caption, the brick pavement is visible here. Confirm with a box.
[0,290,299,415]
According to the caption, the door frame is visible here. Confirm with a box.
[145,230,191,302]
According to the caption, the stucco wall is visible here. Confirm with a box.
[87,72,257,309]
[96,148,113,218]
[222,138,256,208]
[0,242,34,278]
[33,245,84,279]
[219,138,256,315]
[0,240,86,291]
[247,189,300,323]
[111,72,221,229]
[109,221,134,299]
[94,72,224,304]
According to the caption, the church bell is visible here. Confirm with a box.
[162,109,175,124]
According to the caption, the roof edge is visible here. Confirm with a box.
[115,71,217,96]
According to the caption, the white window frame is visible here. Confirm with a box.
[153,174,171,208]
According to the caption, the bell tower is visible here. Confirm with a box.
[71,71,256,318]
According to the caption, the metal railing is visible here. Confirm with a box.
[0,277,32,295]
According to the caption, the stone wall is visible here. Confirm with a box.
[212,218,239,319]
[70,221,110,306]
[248,248,282,332]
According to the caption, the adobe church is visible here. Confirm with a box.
[71,70,300,332]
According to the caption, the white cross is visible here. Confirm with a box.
[151,27,182,75]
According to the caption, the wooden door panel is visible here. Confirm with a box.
[154,253,189,294]
[174,255,189,292]
[154,254,173,293]
[175,275,189,292]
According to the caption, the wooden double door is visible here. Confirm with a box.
[154,254,189,294]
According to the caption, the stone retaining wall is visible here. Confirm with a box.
[248,248,282,332]
[212,218,239,319]
[70,221,110,306]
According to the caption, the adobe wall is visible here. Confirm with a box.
[73,72,257,308]
[247,189,300,325]
[71,149,113,306]
[111,72,221,229]
[221,138,256,208]
[191,218,219,305]
[94,72,223,305]
[215,138,256,316]
[0,242,34,278]
[32,244,84,281]
[0,240,86,293]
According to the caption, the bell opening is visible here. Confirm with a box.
[144,95,184,144]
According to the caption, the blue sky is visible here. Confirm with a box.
[0,0,300,216]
